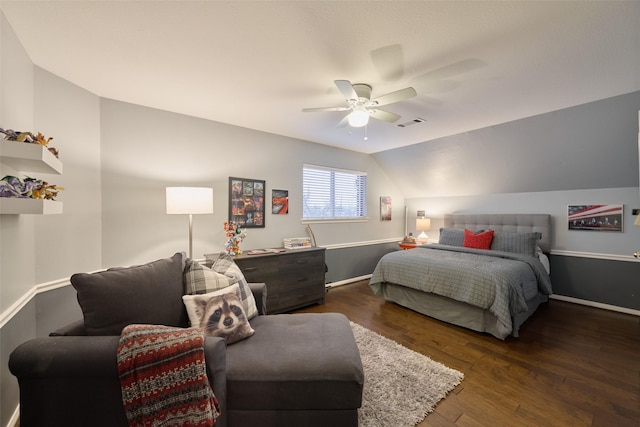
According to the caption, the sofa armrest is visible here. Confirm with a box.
[9,335,228,427]
[50,319,87,336]
[9,336,121,378]
[249,282,267,315]
[204,336,228,427]
[10,335,227,382]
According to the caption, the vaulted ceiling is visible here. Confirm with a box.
[2,1,639,154]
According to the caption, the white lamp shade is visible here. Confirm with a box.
[416,218,431,231]
[635,214,640,227]
[348,108,369,127]
[166,187,213,214]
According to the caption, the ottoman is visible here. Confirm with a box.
[224,312,364,427]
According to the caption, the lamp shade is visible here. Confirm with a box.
[416,218,431,231]
[348,108,369,127]
[635,214,640,227]
[166,187,213,214]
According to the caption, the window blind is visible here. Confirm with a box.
[303,164,367,220]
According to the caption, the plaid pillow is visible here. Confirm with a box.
[210,253,259,320]
[490,231,542,257]
[438,228,465,247]
[184,260,237,294]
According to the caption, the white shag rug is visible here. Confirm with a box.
[351,322,464,427]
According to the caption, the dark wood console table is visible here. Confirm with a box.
[208,247,326,314]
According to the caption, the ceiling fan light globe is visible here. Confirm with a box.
[348,109,369,127]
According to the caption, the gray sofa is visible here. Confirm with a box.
[9,252,364,427]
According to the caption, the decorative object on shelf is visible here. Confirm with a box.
[568,204,623,232]
[416,210,431,244]
[166,187,214,259]
[0,175,64,200]
[0,128,60,158]
[229,177,265,228]
[272,189,288,214]
[380,196,392,221]
[283,237,312,250]
[401,233,415,244]
[223,221,246,255]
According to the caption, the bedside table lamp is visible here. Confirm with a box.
[416,212,431,245]
[166,187,214,259]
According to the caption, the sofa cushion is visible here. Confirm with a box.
[184,259,237,294]
[71,252,188,335]
[225,313,363,411]
[210,253,258,319]
[182,284,255,344]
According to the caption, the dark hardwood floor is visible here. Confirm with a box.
[294,281,640,427]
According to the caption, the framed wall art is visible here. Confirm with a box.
[380,196,392,221]
[272,189,288,214]
[229,177,265,228]
[568,204,623,232]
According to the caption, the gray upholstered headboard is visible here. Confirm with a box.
[443,213,551,253]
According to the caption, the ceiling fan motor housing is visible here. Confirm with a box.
[352,84,372,102]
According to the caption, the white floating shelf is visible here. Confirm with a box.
[0,198,63,215]
[0,140,63,174]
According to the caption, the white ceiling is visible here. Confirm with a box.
[2,1,639,154]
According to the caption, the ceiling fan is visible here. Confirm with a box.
[302,80,417,128]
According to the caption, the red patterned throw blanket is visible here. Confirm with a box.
[117,324,220,427]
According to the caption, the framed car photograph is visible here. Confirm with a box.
[568,204,623,232]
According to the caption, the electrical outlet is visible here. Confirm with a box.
[633,209,640,215]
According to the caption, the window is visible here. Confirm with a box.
[303,164,367,221]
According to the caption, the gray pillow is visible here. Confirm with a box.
[490,232,541,257]
[71,252,188,335]
[438,227,465,247]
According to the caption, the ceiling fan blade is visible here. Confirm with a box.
[370,44,404,82]
[371,87,417,106]
[302,106,351,112]
[369,108,401,123]
[334,80,359,101]
[336,114,350,128]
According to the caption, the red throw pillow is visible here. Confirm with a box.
[463,229,494,250]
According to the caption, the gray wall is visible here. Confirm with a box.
[373,91,640,198]
[375,92,640,310]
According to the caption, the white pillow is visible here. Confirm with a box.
[182,284,254,344]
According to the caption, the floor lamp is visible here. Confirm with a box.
[166,187,214,259]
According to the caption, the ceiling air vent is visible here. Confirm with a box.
[396,117,426,128]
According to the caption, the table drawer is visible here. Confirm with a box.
[279,268,325,291]
[278,286,325,311]
[278,251,325,269]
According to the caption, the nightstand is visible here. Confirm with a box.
[399,242,421,250]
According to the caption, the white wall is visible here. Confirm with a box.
[1,13,103,426]
[99,99,405,267]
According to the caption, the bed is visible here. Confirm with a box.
[369,214,552,339]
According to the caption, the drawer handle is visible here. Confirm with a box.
[295,259,308,264]
[297,276,307,282]
[244,267,258,272]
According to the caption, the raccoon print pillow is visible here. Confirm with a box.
[182,283,255,344]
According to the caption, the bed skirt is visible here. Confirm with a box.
[375,283,548,339]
